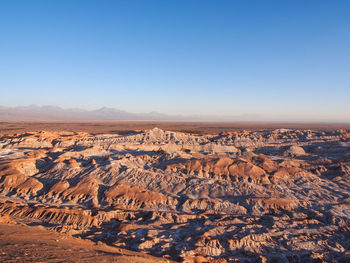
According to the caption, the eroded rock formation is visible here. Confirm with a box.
[0,128,350,262]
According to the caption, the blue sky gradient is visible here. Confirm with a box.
[0,0,349,121]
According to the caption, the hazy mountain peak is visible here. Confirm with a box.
[0,105,175,121]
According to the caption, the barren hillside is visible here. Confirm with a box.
[1,127,350,262]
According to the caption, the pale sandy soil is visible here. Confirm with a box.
[1,121,349,136]
[0,222,173,263]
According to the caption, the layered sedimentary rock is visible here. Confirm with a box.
[0,128,350,262]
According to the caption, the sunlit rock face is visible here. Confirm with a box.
[1,128,350,262]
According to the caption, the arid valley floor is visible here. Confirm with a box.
[0,122,350,262]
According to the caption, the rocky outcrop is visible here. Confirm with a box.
[104,183,178,210]
[167,157,269,183]
[0,128,350,262]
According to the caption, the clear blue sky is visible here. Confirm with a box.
[0,0,349,121]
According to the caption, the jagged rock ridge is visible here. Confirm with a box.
[0,128,350,262]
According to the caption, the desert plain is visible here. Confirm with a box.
[0,121,350,262]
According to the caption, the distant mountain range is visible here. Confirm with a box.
[0,105,200,121]
[0,105,348,122]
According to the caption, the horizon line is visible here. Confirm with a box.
[0,104,349,123]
